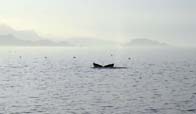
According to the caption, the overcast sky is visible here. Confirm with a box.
[0,0,195,46]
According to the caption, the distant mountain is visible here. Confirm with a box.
[0,24,169,47]
[126,38,169,47]
[0,24,41,41]
[0,34,72,46]
[0,34,30,46]
[66,38,118,47]
[0,24,71,46]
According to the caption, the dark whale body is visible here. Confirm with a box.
[92,63,127,69]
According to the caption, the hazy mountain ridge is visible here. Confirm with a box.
[0,34,29,46]
[0,24,170,47]
[126,38,169,47]
[0,34,71,46]
[66,38,118,47]
[0,25,117,47]
[0,25,71,46]
[0,24,41,41]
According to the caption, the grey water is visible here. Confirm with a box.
[0,47,196,114]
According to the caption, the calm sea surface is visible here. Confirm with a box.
[0,47,196,114]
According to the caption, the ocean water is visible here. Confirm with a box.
[0,47,196,114]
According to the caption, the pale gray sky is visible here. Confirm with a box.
[0,0,195,46]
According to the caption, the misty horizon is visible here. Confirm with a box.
[0,24,195,47]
